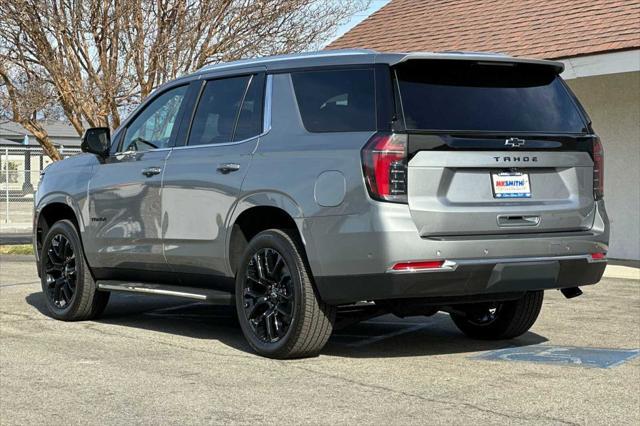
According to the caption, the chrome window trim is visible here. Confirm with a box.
[112,74,273,155]
[114,147,173,155]
[170,74,273,151]
[263,74,273,134]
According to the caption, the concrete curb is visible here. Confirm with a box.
[0,254,35,262]
[603,265,640,281]
[0,233,32,245]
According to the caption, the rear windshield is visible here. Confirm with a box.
[395,60,587,133]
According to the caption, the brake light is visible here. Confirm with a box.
[593,137,604,200]
[391,260,445,271]
[362,133,407,203]
[590,252,606,260]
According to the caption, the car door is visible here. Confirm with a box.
[161,73,266,286]
[84,84,191,282]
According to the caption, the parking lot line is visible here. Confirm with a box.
[344,323,432,347]
[0,281,40,288]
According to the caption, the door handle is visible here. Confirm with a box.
[141,166,162,177]
[217,163,241,174]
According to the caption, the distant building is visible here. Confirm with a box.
[0,121,81,196]
[0,120,81,148]
[327,0,640,260]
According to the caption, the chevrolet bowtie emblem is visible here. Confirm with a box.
[505,137,526,147]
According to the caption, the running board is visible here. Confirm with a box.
[96,281,234,305]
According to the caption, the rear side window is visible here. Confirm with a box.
[291,69,375,132]
[395,60,587,133]
[187,74,263,146]
[233,74,264,141]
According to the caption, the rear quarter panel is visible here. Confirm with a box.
[240,73,375,275]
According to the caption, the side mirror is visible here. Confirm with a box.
[81,127,111,158]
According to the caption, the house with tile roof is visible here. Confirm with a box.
[328,0,640,260]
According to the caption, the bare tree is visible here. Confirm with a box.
[0,62,63,160]
[0,0,369,160]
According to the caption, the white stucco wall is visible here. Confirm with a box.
[567,71,640,260]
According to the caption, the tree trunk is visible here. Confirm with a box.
[0,64,62,161]
[21,120,62,161]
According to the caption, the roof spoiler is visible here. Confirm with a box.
[389,52,564,74]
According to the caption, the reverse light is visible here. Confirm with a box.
[592,137,604,200]
[362,133,407,203]
[391,260,445,271]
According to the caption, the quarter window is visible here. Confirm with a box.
[121,85,187,152]
[291,69,376,133]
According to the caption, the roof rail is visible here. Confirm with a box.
[197,49,376,73]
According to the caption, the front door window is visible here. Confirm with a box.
[121,86,188,152]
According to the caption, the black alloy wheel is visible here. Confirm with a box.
[242,248,294,343]
[450,291,544,340]
[466,304,501,327]
[44,234,77,309]
[39,219,110,321]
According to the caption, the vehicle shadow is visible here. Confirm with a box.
[26,292,547,359]
[323,313,548,358]
[26,291,252,352]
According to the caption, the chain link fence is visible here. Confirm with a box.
[0,146,81,233]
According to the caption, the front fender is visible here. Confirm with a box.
[33,154,96,267]
[33,193,86,277]
[34,192,86,232]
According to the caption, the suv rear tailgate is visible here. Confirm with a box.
[408,150,595,236]
[393,58,598,237]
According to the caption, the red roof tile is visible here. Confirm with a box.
[328,0,640,59]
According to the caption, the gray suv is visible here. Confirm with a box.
[33,50,609,358]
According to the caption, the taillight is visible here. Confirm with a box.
[362,133,407,203]
[593,137,604,200]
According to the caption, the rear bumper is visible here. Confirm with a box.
[302,200,609,277]
[315,255,606,305]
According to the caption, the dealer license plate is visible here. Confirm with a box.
[492,172,531,198]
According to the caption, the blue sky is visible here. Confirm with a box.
[326,0,390,45]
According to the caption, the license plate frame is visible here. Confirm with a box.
[491,172,532,199]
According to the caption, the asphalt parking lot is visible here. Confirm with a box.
[1,255,639,425]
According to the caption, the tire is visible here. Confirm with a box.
[235,229,336,359]
[40,219,110,321]
[450,291,543,340]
